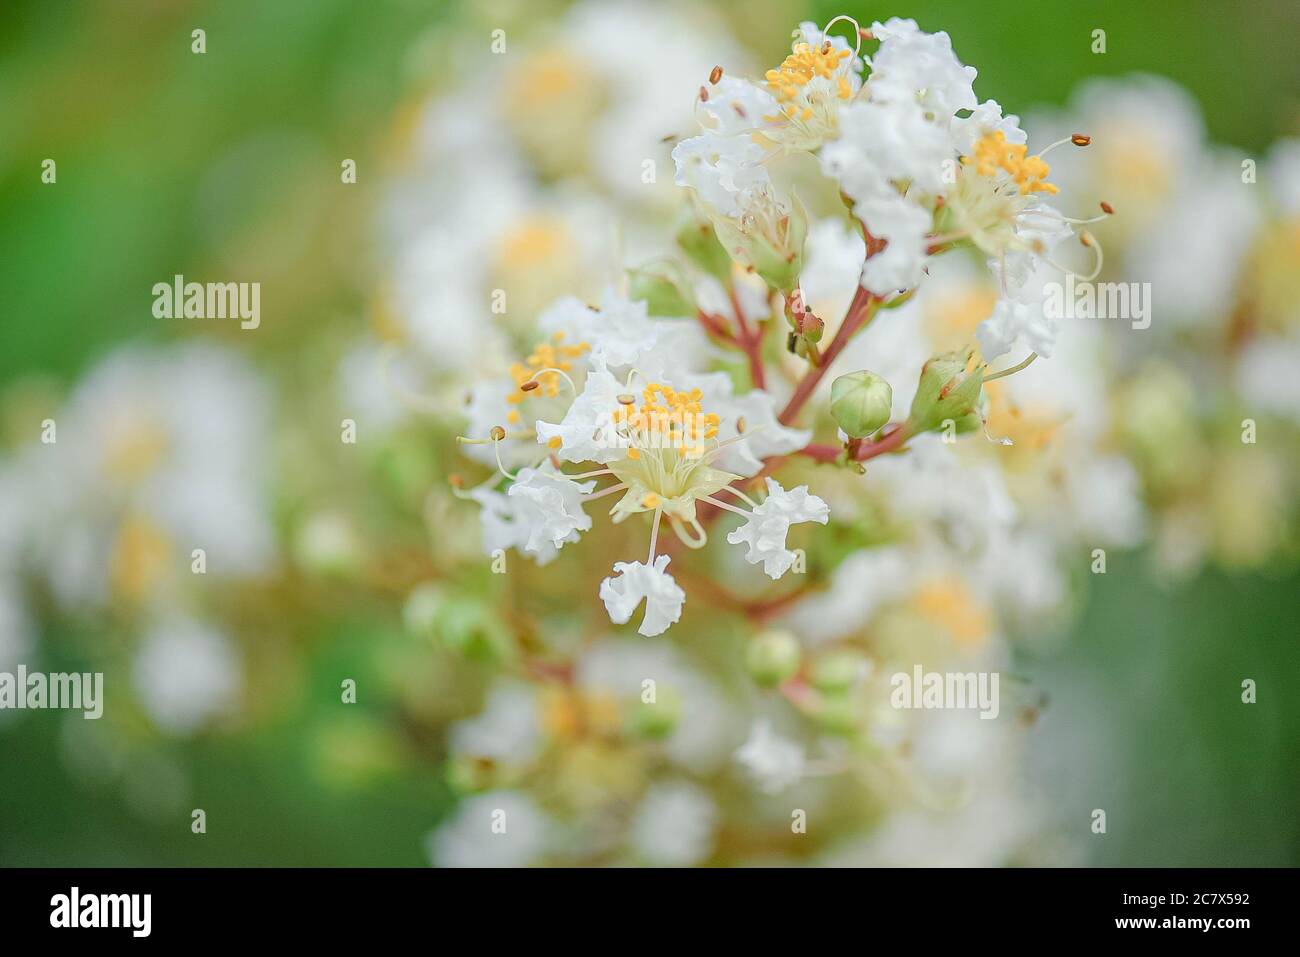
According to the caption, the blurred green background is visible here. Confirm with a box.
[1,0,1297,865]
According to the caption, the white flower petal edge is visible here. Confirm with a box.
[977,289,1057,362]
[727,478,830,579]
[599,555,686,637]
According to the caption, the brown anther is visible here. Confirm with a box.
[617,393,636,405]
[732,103,747,118]
[822,40,832,53]
[859,28,874,40]
[699,85,709,102]
[709,65,723,84]
[736,416,747,433]
[1071,133,1091,147]
[1079,231,1094,247]
[519,379,540,392]
[1100,201,1115,215]
[489,425,507,441]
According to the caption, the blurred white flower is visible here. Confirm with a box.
[735,719,805,794]
[132,617,241,735]
[426,791,551,868]
[449,682,542,767]
[631,780,717,866]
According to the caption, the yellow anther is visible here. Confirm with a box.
[962,131,1060,195]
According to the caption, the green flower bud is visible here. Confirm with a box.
[830,371,893,439]
[675,207,733,282]
[814,695,859,735]
[907,351,985,436]
[810,649,865,694]
[711,192,808,293]
[746,629,802,687]
[627,263,696,318]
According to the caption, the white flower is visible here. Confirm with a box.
[599,555,686,636]
[534,355,627,465]
[735,719,805,794]
[472,468,594,565]
[692,374,811,476]
[538,291,682,371]
[697,75,780,136]
[1236,335,1300,424]
[856,194,933,294]
[132,618,241,735]
[977,295,1058,361]
[672,132,771,218]
[425,790,550,868]
[726,478,830,578]
[631,781,717,866]
[507,468,595,553]
[449,682,543,767]
[951,99,1026,155]
[866,18,977,121]
[823,98,952,199]
[755,20,863,150]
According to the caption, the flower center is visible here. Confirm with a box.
[764,42,853,123]
[963,131,1059,195]
[613,382,719,460]
[505,332,589,425]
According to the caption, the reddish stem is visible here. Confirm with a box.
[778,285,878,425]
[797,423,911,465]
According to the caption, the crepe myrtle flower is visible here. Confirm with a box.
[459,352,824,637]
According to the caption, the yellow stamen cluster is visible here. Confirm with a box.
[764,42,853,121]
[613,382,720,459]
[963,131,1059,195]
[506,333,589,423]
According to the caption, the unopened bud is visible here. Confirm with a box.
[810,650,866,695]
[746,630,802,687]
[830,370,893,439]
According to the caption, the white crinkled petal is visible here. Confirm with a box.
[977,297,1057,361]
[727,478,830,579]
[599,555,686,637]
[506,468,595,554]
[868,17,977,120]
[697,77,779,136]
[672,132,771,218]
[951,99,1025,154]
[535,355,625,464]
